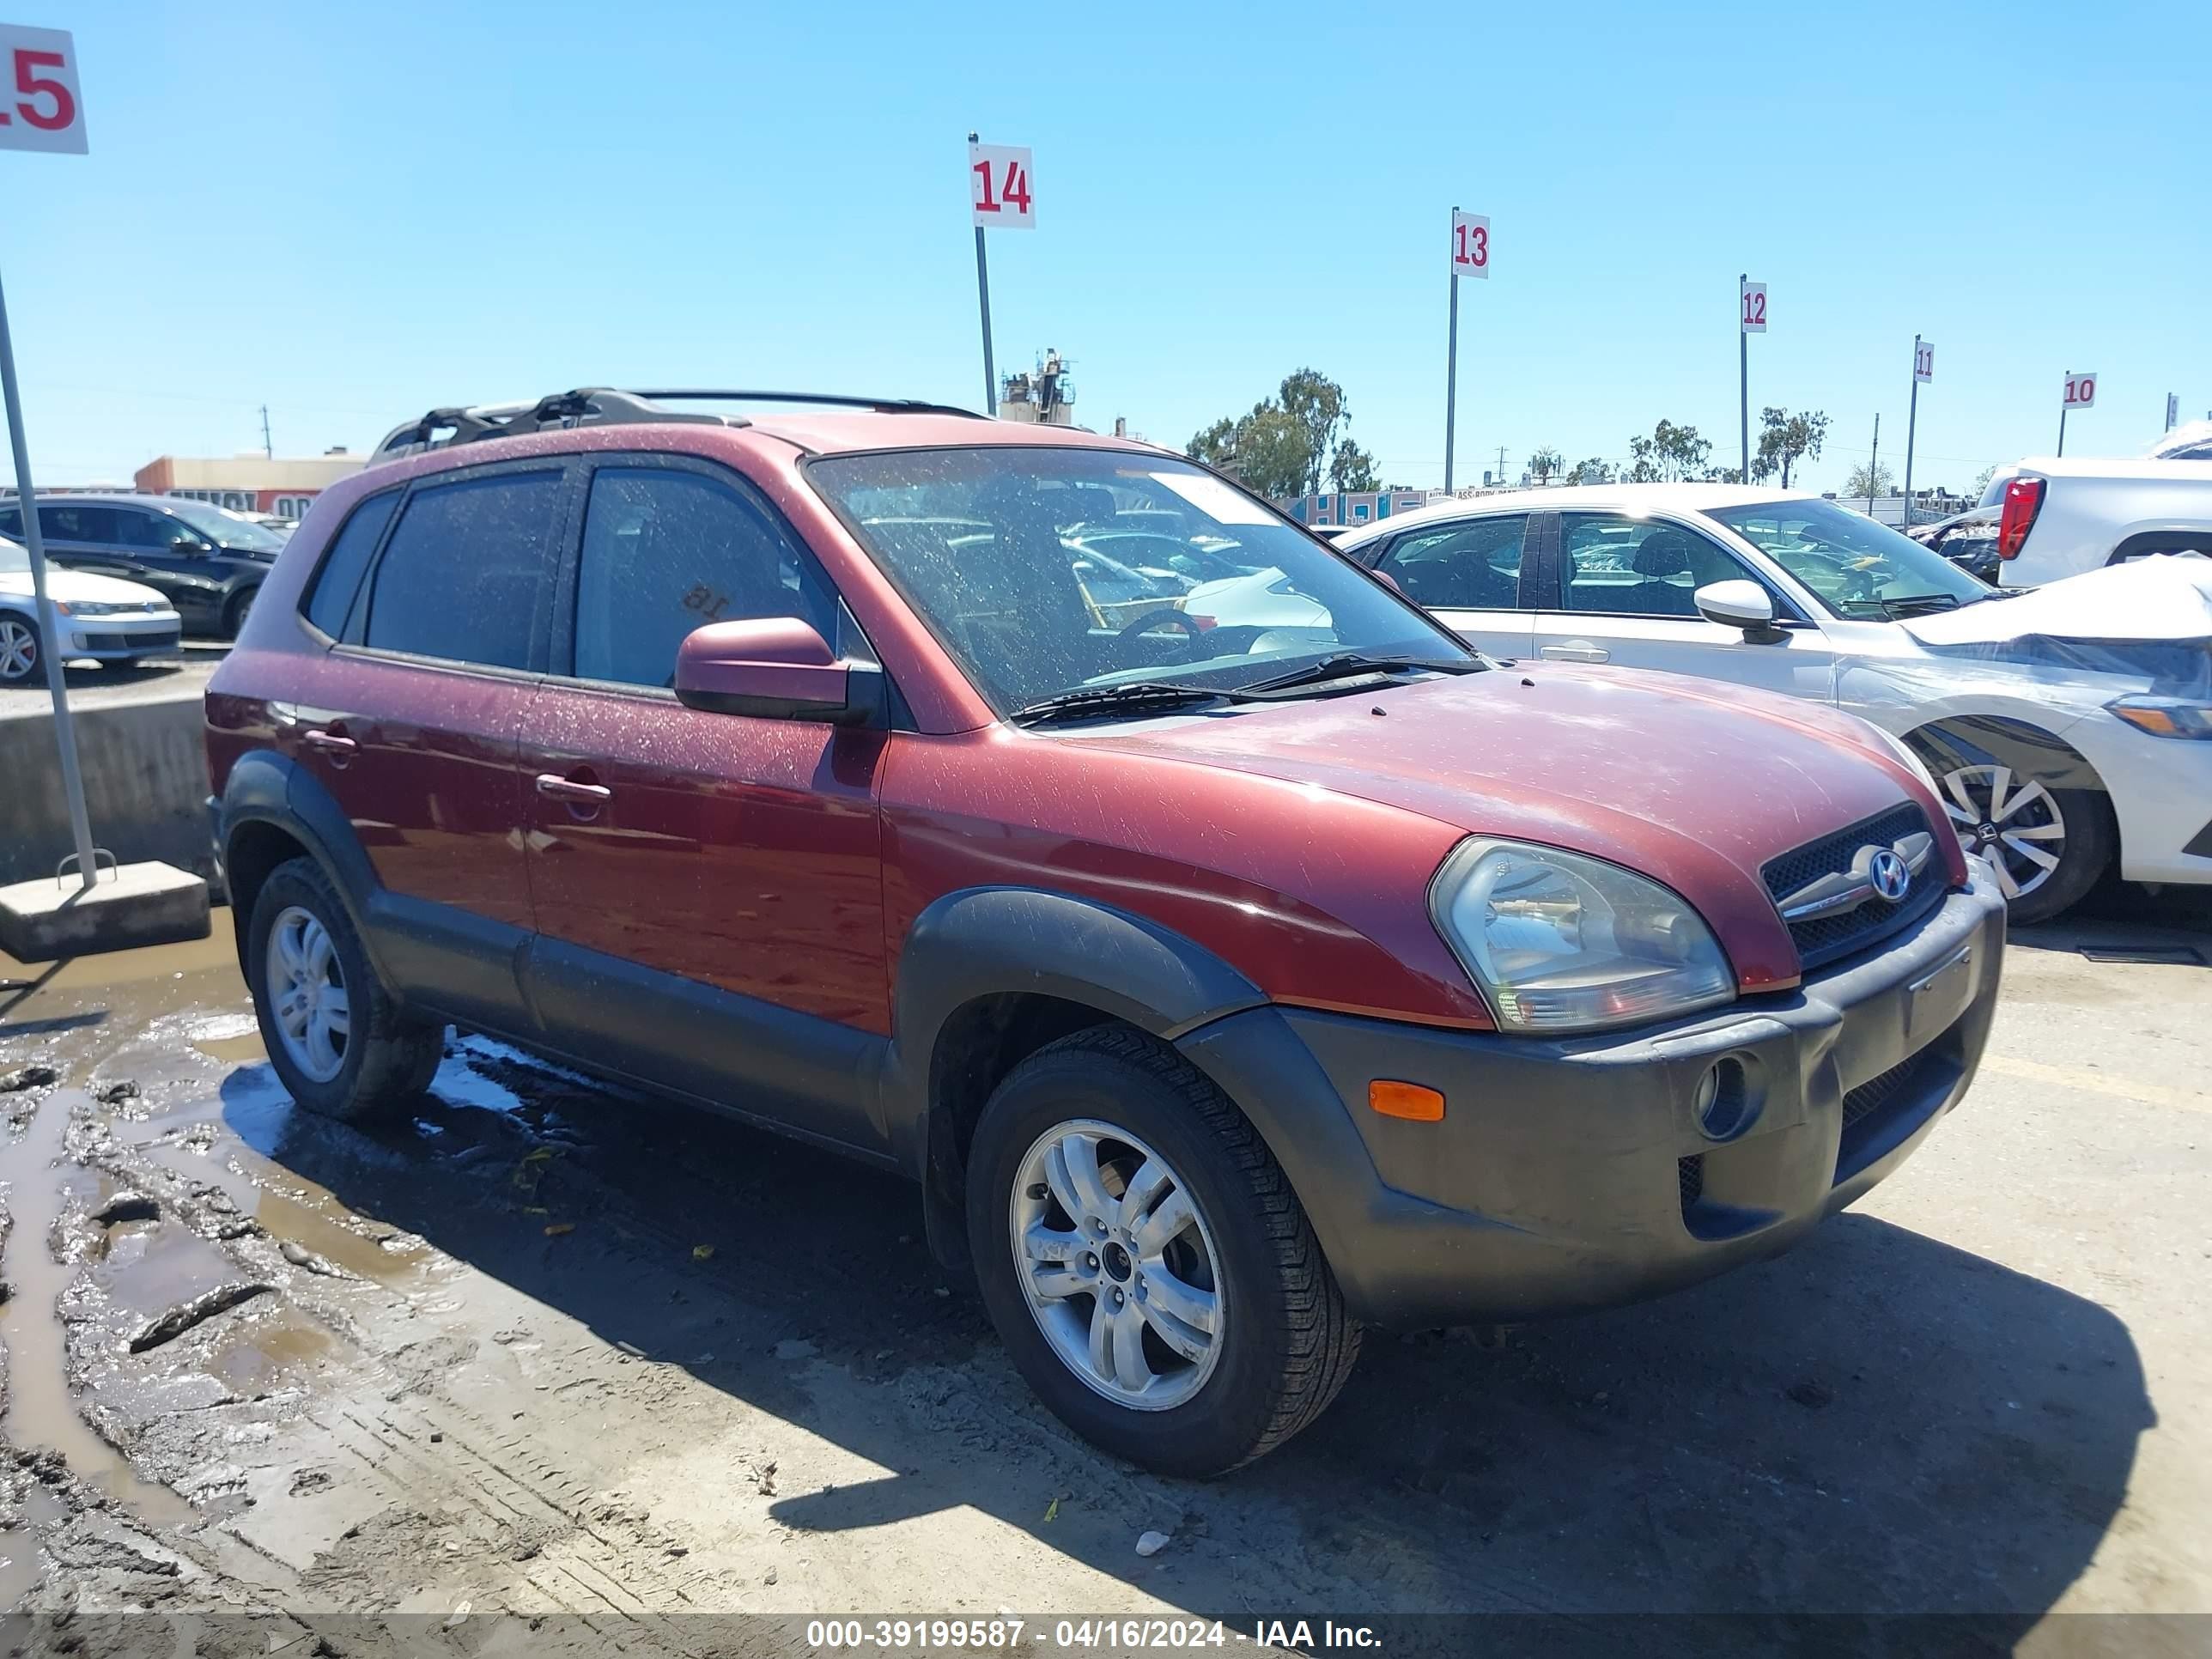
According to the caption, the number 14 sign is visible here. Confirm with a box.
[0,22,87,154]
[969,142,1035,230]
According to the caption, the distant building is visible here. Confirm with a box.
[998,349,1078,425]
[1281,489,1434,528]
[134,450,365,518]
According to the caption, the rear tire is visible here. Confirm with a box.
[966,1026,1360,1476]
[246,857,442,1122]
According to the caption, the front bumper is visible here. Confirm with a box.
[1179,868,2008,1329]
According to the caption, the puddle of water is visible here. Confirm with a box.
[208,1315,335,1396]
[87,1219,249,1328]
[0,1094,197,1526]
[0,1481,68,1609]
[192,1033,267,1065]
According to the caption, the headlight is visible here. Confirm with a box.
[1430,838,1735,1035]
[2108,695,2212,740]
[55,599,118,616]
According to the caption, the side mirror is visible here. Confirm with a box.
[1694,579,1782,639]
[674,617,884,726]
[172,536,215,556]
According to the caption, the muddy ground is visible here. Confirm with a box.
[2,890,2209,1656]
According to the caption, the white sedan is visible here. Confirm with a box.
[0,536,182,684]
[1334,484,2212,923]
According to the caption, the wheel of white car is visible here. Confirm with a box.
[0,614,40,684]
[1938,762,2114,925]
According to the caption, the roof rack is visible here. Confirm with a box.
[368,386,985,466]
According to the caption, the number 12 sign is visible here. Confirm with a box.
[0,23,87,154]
[969,142,1035,230]
[1741,280,1767,334]
[1449,210,1489,279]
[2063,371,2097,410]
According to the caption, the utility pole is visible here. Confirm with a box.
[1496,445,1506,488]
[1738,272,1749,483]
[1867,412,1881,517]
[1902,337,1922,531]
[259,404,272,459]
[1443,205,1460,494]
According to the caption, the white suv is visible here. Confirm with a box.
[1339,484,2212,923]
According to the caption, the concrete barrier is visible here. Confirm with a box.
[0,690,216,890]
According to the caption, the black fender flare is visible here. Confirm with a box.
[1903,715,2105,797]
[885,887,1267,1267]
[219,747,388,975]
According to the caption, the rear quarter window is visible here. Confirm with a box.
[361,471,563,672]
[302,490,401,639]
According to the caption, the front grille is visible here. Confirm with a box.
[1677,1154,1705,1212]
[1763,803,1946,972]
[80,629,179,652]
[1835,1038,1958,1179]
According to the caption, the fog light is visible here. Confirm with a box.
[1694,1059,1753,1140]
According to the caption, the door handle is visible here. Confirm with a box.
[535,773,612,805]
[302,728,356,756]
[1539,643,1610,663]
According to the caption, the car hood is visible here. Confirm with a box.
[1067,662,1960,989]
[0,566,172,606]
[1902,554,2212,647]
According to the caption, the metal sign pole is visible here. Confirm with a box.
[0,262,98,891]
[1902,336,1921,531]
[1738,272,1749,483]
[1443,215,1460,495]
[2057,382,2068,459]
[968,131,995,416]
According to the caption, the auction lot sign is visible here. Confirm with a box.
[0,22,84,152]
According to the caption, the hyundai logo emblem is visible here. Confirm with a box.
[1869,848,1911,902]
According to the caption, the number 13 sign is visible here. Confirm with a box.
[1449,210,1489,279]
[969,142,1035,230]
[0,23,87,154]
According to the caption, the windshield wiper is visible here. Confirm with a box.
[1875,593,1967,618]
[1236,653,1482,696]
[1008,680,1241,726]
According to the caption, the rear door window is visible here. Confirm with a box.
[362,471,563,671]
[304,491,401,639]
[40,504,121,544]
[1559,514,1770,617]
[1376,515,1529,609]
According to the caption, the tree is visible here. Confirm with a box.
[1328,438,1379,493]
[1844,458,1897,501]
[1186,417,1237,471]
[1566,457,1613,485]
[1753,407,1829,489]
[1277,368,1350,499]
[1528,447,1563,485]
[1224,403,1312,500]
[1971,464,1998,499]
[1625,420,1713,483]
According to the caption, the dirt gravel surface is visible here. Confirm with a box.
[2,890,2209,1656]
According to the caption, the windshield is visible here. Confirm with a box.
[1710,499,1990,618]
[159,499,289,552]
[806,447,1474,715]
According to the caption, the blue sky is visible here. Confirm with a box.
[5,0,2205,496]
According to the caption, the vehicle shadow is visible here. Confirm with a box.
[232,1047,2150,1634]
[2011,878,2212,967]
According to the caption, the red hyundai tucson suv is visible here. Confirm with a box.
[205,389,2007,1474]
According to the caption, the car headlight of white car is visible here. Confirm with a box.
[55,599,120,616]
[1430,838,1736,1035]
[2107,694,2212,740]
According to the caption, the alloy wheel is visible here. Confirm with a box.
[1009,1118,1224,1412]
[266,904,350,1083]
[1942,763,2066,901]
[0,617,37,682]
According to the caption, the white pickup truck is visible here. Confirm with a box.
[1985,456,2212,586]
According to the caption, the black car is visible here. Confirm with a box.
[1909,505,2002,585]
[0,494,287,638]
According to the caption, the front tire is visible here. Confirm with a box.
[223,586,258,640]
[1936,762,2114,925]
[246,857,442,1121]
[0,614,41,684]
[966,1027,1360,1476]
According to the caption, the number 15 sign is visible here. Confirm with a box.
[0,22,85,153]
[969,141,1035,230]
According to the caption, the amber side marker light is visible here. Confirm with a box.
[1368,1080,1445,1121]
